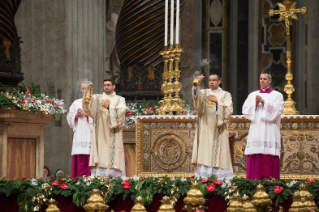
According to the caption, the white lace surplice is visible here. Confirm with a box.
[242,90,284,157]
[66,98,93,155]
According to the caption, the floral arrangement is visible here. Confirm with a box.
[124,98,196,129]
[0,175,318,212]
[0,83,67,119]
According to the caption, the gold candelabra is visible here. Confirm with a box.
[156,44,186,115]
[83,189,109,212]
[269,0,306,115]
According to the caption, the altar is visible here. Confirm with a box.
[133,115,319,179]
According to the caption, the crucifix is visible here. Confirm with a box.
[269,0,306,115]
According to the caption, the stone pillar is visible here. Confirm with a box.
[14,0,108,176]
[248,0,259,92]
[307,0,319,114]
[229,0,238,114]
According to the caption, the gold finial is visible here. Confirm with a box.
[182,182,207,212]
[303,194,318,212]
[158,196,175,212]
[83,189,109,212]
[269,0,306,115]
[289,191,304,212]
[298,183,311,202]
[227,192,244,212]
[241,194,257,212]
[251,184,272,212]
[45,198,60,212]
[131,196,147,212]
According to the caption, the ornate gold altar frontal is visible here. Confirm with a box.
[136,115,319,179]
[230,115,319,180]
[136,116,196,177]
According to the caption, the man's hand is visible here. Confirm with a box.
[197,74,205,81]
[206,95,218,103]
[76,108,87,117]
[256,95,265,106]
[101,99,110,108]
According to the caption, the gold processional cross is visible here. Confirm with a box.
[269,0,306,115]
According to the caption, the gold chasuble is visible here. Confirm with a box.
[191,87,233,170]
[83,94,126,174]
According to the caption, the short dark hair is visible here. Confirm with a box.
[260,72,272,80]
[103,79,114,85]
[209,73,221,80]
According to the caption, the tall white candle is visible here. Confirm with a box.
[165,0,168,46]
[176,0,180,44]
[170,0,174,45]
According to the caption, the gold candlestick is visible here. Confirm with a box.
[269,0,306,115]
[157,44,186,115]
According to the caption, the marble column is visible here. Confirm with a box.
[307,0,319,114]
[229,0,238,114]
[248,0,259,92]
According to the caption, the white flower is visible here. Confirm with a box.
[76,181,81,185]
[132,175,140,181]
[121,176,128,181]
[181,177,187,181]
[86,181,91,186]
[30,178,38,186]
[170,177,176,181]
[288,180,298,187]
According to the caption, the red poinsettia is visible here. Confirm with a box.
[30,98,36,103]
[121,180,130,185]
[126,111,132,117]
[214,180,222,185]
[146,108,153,114]
[228,132,233,136]
[194,210,205,212]
[21,177,26,180]
[306,178,315,182]
[201,178,209,183]
[46,100,51,104]
[21,98,26,104]
[123,184,131,189]
[52,181,60,186]
[274,186,283,194]
[60,182,68,189]
[207,183,216,192]
[54,102,60,108]
[25,87,31,95]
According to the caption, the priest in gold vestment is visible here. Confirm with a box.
[191,74,234,179]
[83,79,126,177]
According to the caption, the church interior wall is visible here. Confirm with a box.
[10,0,319,177]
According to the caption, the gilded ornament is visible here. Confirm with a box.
[83,189,109,211]
[251,184,272,212]
[182,182,206,212]
[289,191,304,212]
[45,198,60,212]
[303,194,318,212]
[227,192,244,212]
[242,194,257,212]
[158,196,175,212]
[131,196,147,212]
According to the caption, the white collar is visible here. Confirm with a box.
[102,91,116,97]
[210,87,222,92]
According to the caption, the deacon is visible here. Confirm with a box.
[67,81,93,178]
[243,72,284,180]
[191,74,234,179]
[83,79,126,177]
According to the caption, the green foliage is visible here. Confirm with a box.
[1,176,318,212]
